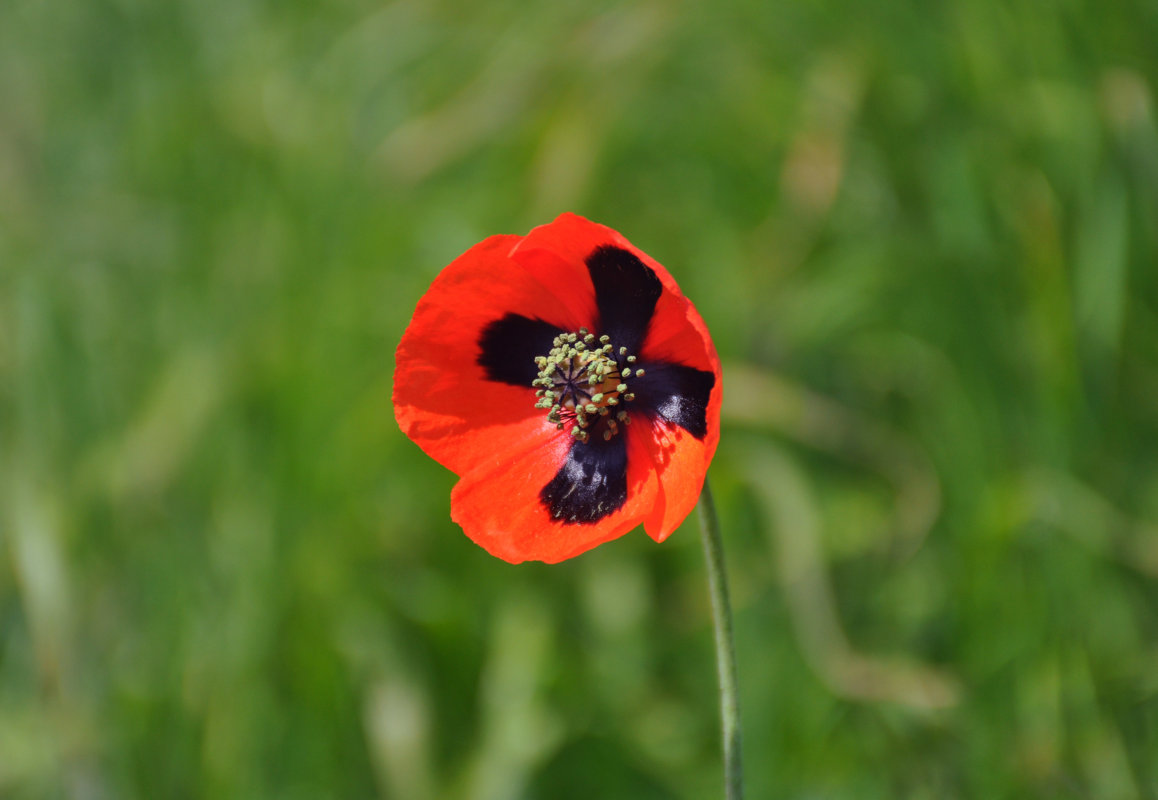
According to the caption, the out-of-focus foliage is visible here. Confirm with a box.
[2,0,1158,796]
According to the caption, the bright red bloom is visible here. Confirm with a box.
[393,213,722,563]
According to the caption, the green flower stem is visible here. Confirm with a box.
[697,477,743,800]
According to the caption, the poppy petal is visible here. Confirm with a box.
[514,213,714,372]
[478,313,566,387]
[632,362,717,440]
[510,213,631,289]
[393,234,588,475]
[635,420,715,543]
[639,285,720,377]
[540,436,628,523]
[507,214,610,330]
[584,245,662,353]
[449,425,660,563]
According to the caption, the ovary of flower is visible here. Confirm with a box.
[532,328,638,443]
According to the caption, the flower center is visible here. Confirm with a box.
[532,328,645,443]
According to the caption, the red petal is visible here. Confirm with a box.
[449,425,662,564]
[511,213,627,285]
[636,295,723,529]
[393,234,593,475]
[636,419,718,542]
[517,213,719,375]
[640,288,720,377]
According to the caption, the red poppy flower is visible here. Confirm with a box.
[393,213,722,563]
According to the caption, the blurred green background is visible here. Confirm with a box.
[3,0,1158,796]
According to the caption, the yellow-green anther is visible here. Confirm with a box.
[532,327,641,441]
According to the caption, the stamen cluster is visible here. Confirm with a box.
[532,328,645,443]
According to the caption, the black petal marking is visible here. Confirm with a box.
[632,362,715,439]
[478,314,566,386]
[540,435,628,524]
[585,246,662,353]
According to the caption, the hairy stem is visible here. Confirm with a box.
[697,477,743,799]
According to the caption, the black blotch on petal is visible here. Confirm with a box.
[586,246,662,353]
[632,362,715,439]
[540,436,628,524]
[478,314,565,387]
